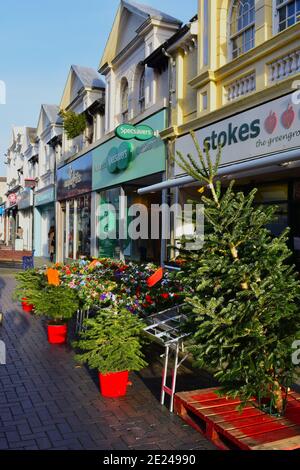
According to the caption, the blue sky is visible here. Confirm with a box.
[0,0,197,175]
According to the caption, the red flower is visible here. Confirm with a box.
[146,295,153,304]
[161,293,169,299]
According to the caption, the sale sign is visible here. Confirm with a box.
[175,91,300,175]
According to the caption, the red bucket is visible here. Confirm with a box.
[99,371,129,398]
[21,298,34,313]
[47,324,68,344]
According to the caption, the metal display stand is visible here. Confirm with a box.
[144,305,190,413]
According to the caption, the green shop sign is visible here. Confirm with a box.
[115,123,154,141]
[93,110,166,191]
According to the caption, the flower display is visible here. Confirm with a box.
[37,258,185,317]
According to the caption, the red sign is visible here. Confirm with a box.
[147,268,164,288]
[25,178,36,188]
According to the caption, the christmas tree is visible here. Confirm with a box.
[176,132,300,415]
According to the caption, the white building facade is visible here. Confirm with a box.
[5,127,37,251]
[34,105,62,259]
[55,65,106,262]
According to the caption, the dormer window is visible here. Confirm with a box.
[121,78,129,123]
[276,0,300,32]
[230,0,255,59]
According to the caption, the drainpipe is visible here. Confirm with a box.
[161,48,175,128]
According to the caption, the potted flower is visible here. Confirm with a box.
[13,269,45,312]
[30,285,79,344]
[74,307,147,397]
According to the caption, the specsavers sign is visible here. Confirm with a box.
[175,92,300,176]
[93,110,166,190]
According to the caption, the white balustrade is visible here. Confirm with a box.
[269,50,300,83]
[225,73,256,102]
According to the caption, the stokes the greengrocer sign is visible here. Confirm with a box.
[175,91,300,175]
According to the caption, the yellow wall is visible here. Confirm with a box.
[166,1,300,140]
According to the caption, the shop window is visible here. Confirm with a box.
[120,78,129,123]
[98,188,121,259]
[254,183,288,203]
[275,0,300,32]
[230,0,255,59]
[139,69,145,113]
[254,183,289,237]
[202,92,208,111]
[68,201,75,259]
[76,195,91,258]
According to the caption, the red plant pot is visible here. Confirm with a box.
[98,371,129,398]
[21,298,34,313]
[47,324,68,344]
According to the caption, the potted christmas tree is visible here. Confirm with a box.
[74,307,147,397]
[13,270,45,312]
[30,285,79,344]
[175,132,300,416]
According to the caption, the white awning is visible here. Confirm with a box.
[138,148,300,195]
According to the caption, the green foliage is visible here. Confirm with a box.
[30,285,79,324]
[61,110,87,140]
[176,132,300,415]
[74,308,148,374]
[13,270,46,303]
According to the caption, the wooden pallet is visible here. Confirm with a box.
[174,388,300,450]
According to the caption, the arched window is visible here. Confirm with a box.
[230,0,255,59]
[120,78,129,123]
[276,0,300,32]
[139,69,145,113]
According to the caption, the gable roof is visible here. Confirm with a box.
[71,65,105,89]
[37,105,62,137]
[99,0,181,72]
[42,104,60,124]
[60,65,105,110]
[123,0,181,24]
[26,127,37,144]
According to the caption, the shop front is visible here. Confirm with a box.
[0,203,6,244]
[34,185,55,259]
[92,110,167,263]
[140,91,300,266]
[17,188,34,251]
[5,192,18,247]
[56,152,92,262]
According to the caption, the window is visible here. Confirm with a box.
[139,69,145,113]
[230,0,255,59]
[276,0,300,32]
[201,92,208,111]
[120,78,129,123]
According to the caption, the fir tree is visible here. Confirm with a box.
[176,132,300,415]
[74,308,148,374]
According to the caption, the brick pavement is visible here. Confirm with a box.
[0,271,216,450]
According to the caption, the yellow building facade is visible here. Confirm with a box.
[140,0,300,265]
[165,0,300,136]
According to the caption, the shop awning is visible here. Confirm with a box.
[138,148,300,195]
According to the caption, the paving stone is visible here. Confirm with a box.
[0,272,216,450]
